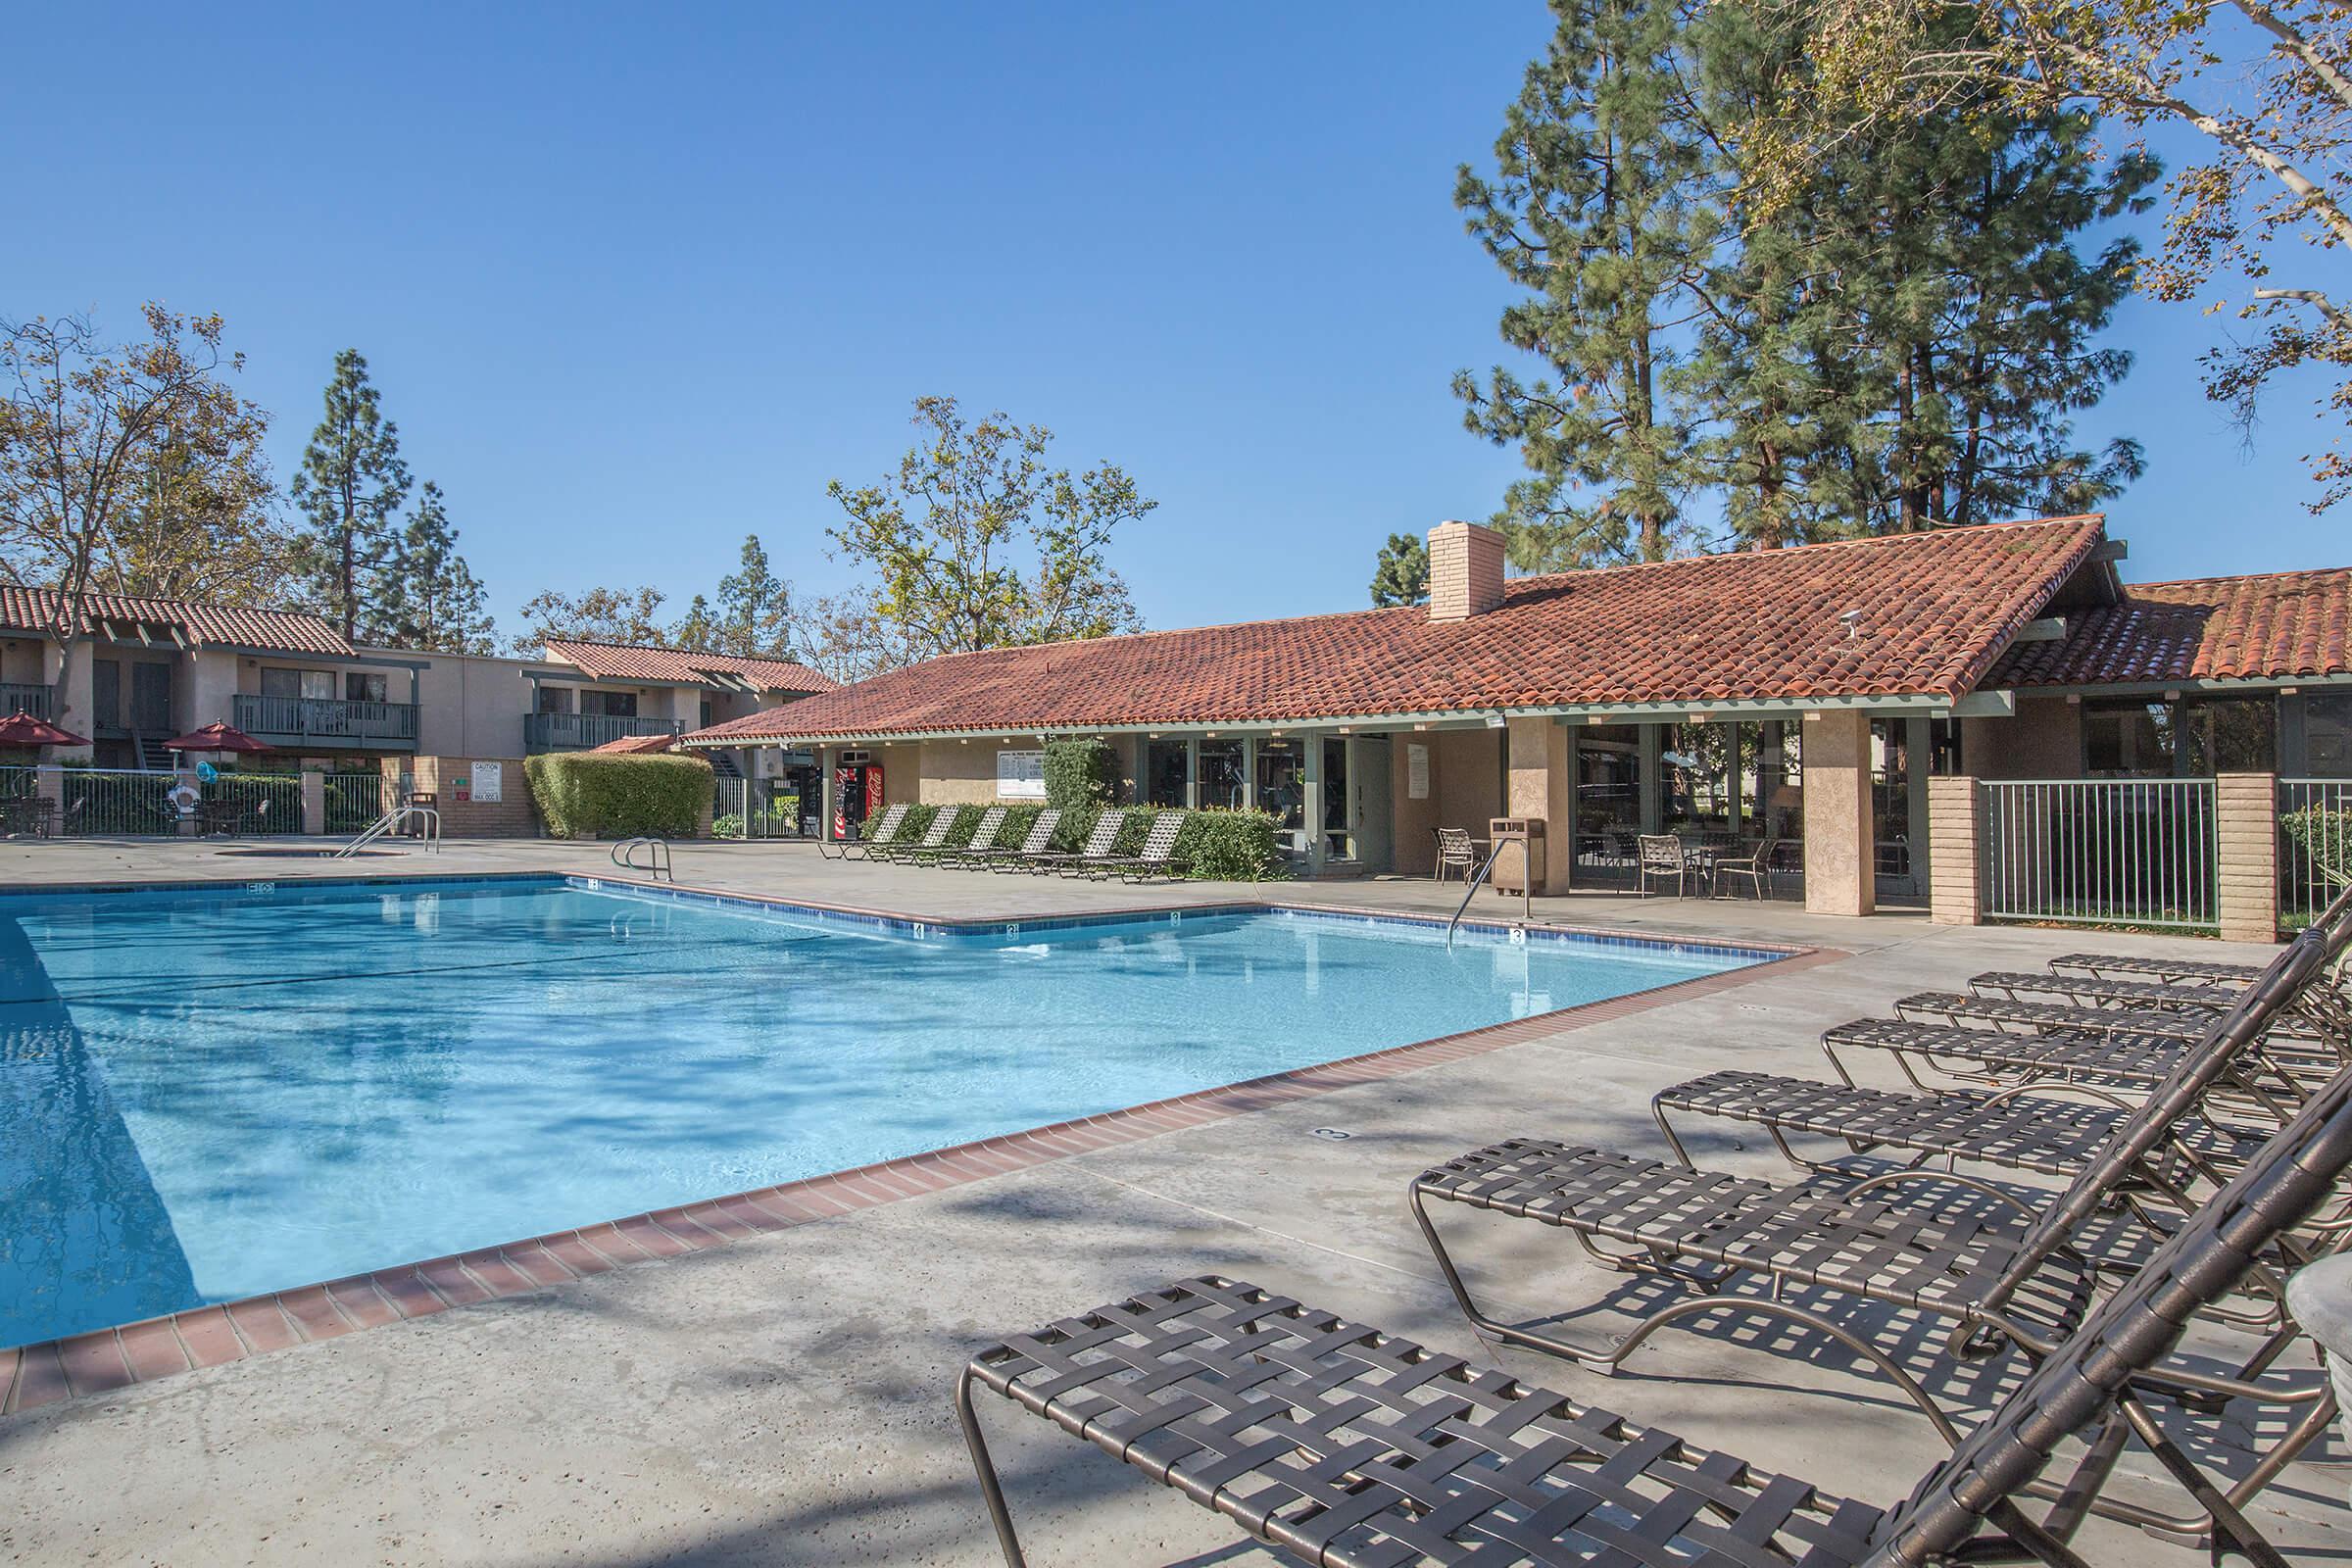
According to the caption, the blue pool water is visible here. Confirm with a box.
[0,877,1769,1347]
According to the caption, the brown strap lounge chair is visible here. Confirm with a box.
[956,1038,2352,1566]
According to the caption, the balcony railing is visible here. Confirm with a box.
[524,712,678,752]
[0,682,55,721]
[231,693,419,748]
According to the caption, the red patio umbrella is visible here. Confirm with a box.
[0,710,89,749]
[164,720,272,755]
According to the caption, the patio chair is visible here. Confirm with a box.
[1969,968,2241,1011]
[1820,1015,2196,1094]
[1098,811,1189,883]
[1635,833,1689,897]
[870,807,958,864]
[967,808,1061,872]
[957,1049,2352,1566]
[1409,905,2349,1394]
[1708,833,1778,900]
[1431,826,1476,883]
[1893,988,2214,1042]
[823,803,908,861]
[911,806,1004,867]
[2050,951,2270,986]
[1021,808,1126,876]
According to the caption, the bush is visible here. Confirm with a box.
[526,752,713,839]
[1043,739,1118,813]
[2283,805,2352,887]
[1055,803,1286,880]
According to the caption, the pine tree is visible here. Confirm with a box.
[1452,0,1719,568]
[1368,533,1430,606]
[714,533,791,654]
[670,594,722,651]
[289,350,409,641]
[378,481,496,654]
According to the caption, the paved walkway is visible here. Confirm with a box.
[0,838,2339,1564]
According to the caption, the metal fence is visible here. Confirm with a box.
[0,766,315,837]
[711,777,807,839]
[1981,777,2218,929]
[2280,777,2352,931]
[325,771,388,835]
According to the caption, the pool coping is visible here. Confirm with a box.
[0,872,1833,1418]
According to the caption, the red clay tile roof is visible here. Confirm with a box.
[541,639,838,694]
[0,587,353,657]
[685,517,2107,744]
[1986,568,2352,688]
[588,731,685,755]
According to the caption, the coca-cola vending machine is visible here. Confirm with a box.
[832,754,883,843]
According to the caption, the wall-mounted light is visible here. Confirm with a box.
[1484,713,1507,729]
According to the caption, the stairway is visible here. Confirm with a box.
[134,735,175,770]
[708,750,744,780]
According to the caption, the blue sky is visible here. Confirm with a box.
[3,2,2338,640]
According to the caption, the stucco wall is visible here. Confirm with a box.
[1391,736,1440,875]
[1964,695,2082,780]
[917,739,1001,805]
[1435,729,1503,840]
[406,654,539,757]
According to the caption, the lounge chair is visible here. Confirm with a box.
[1098,811,1188,882]
[912,806,1004,866]
[957,1045,2352,1566]
[1021,808,1126,876]
[1969,968,2239,1011]
[1893,989,2212,1042]
[2050,951,2271,986]
[966,808,1061,872]
[939,806,1016,869]
[869,807,957,864]
[823,803,908,861]
[1820,1015,2194,1092]
[1409,904,2349,1388]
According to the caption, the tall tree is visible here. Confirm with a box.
[290,349,409,642]
[1759,0,2352,509]
[377,481,496,654]
[826,397,1152,658]
[102,433,296,603]
[513,584,668,652]
[669,594,722,652]
[792,586,920,683]
[714,533,792,654]
[1368,532,1431,606]
[0,305,270,729]
[1453,0,1718,568]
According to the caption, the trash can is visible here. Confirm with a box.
[1489,816,1546,896]
[405,791,437,838]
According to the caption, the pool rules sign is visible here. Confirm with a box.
[453,761,503,804]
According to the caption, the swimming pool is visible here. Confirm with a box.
[0,876,1774,1348]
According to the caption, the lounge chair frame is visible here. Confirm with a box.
[822,802,908,861]
[1020,808,1127,877]
[964,808,1061,872]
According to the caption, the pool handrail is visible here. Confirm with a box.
[333,804,441,858]
[612,837,673,881]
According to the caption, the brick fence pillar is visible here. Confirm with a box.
[2216,772,2279,945]
[1928,775,1983,926]
[299,771,326,835]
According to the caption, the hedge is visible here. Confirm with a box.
[867,799,1285,879]
[1043,739,1118,813]
[2283,805,2352,887]
[525,752,713,839]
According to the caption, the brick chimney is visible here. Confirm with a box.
[1427,519,1506,621]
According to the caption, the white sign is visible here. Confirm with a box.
[1406,744,1430,801]
[472,760,503,804]
[996,750,1047,800]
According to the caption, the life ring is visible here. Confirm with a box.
[166,783,201,814]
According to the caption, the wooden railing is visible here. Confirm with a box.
[232,693,419,747]
[0,682,55,720]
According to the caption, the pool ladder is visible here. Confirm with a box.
[332,805,441,858]
[612,837,673,881]
[1444,845,1504,950]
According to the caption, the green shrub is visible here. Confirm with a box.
[525,752,713,839]
[711,811,747,839]
[1054,803,1285,879]
[1044,739,1118,813]
[2283,806,2352,887]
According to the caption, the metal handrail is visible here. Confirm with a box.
[612,836,673,881]
[332,804,441,858]
[1445,845,1505,950]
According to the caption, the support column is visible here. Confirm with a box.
[1928,775,1983,926]
[300,770,326,836]
[1639,724,1663,834]
[1185,738,1199,808]
[1302,735,1326,876]
[1506,716,1571,892]
[2216,772,2279,945]
[818,746,836,842]
[1803,710,1876,916]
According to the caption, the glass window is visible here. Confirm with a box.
[260,666,301,700]
[1659,722,1736,836]
[1255,738,1303,833]
[1754,721,1802,842]
[581,690,639,717]
[1322,738,1349,858]
[2084,701,2173,776]
[1145,740,1189,807]
[2309,694,2352,778]
[1198,739,1246,808]
[345,672,388,704]
[2182,698,2276,773]
[1576,724,1642,858]
[537,687,574,715]
[2085,697,2276,776]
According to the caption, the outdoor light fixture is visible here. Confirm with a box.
[1484,713,1507,729]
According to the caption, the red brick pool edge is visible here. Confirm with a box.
[0,941,1838,1418]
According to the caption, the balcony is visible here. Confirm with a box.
[524,712,679,753]
[232,693,419,750]
[0,682,56,721]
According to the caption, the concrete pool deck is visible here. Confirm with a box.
[0,837,2342,1564]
